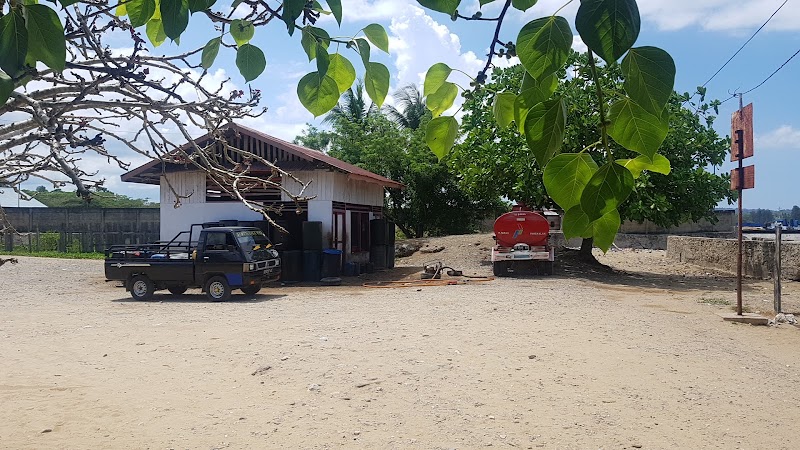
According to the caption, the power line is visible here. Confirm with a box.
[721,46,800,104]
[699,0,789,90]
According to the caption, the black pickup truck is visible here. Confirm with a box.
[105,226,281,302]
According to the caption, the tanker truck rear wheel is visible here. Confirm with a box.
[492,261,508,277]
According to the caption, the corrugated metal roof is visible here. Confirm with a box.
[0,189,47,208]
[121,123,405,190]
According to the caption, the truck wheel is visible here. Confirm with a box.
[241,285,261,296]
[205,276,231,302]
[167,285,188,295]
[492,261,507,277]
[130,275,155,301]
[542,261,554,276]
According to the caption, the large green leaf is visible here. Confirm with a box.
[326,53,355,93]
[589,209,621,252]
[426,116,459,160]
[364,62,389,107]
[235,44,266,82]
[576,0,640,64]
[282,0,305,35]
[523,97,566,167]
[480,0,497,5]
[607,97,669,158]
[188,0,215,13]
[363,23,389,53]
[512,0,537,11]
[621,46,675,116]
[127,0,156,28]
[617,154,671,178]
[327,0,342,25]
[417,0,460,14]
[315,44,330,77]
[0,9,28,76]
[516,16,572,80]
[513,95,530,133]
[301,26,330,61]
[146,18,167,47]
[427,81,458,118]
[543,153,599,210]
[518,72,557,108]
[423,63,452,97]
[201,37,220,69]
[0,70,13,106]
[58,0,81,6]
[230,19,254,47]
[563,205,592,240]
[297,71,339,117]
[354,38,371,66]
[493,92,517,129]
[161,0,189,40]
[580,162,634,221]
[23,5,65,72]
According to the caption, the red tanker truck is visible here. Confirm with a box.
[491,209,555,277]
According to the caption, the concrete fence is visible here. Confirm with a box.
[1,207,160,252]
[667,236,800,280]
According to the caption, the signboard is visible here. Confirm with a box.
[731,103,754,161]
[730,165,755,190]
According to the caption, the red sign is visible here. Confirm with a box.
[731,165,755,190]
[731,103,754,161]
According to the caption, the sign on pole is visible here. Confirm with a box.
[731,103,754,161]
[730,165,755,190]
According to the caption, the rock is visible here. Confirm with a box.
[280,356,289,361]
[775,313,797,324]
[528,355,536,360]
[420,246,445,254]
[41,429,52,433]
[251,366,272,376]
[308,383,321,391]
[395,243,421,258]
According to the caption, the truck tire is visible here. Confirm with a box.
[241,285,261,296]
[130,275,155,301]
[492,261,508,277]
[167,285,188,295]
[542,261,554,276]
[205,276,231,302]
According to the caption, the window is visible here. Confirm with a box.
[350,212,370,253]
[205,232,235,251]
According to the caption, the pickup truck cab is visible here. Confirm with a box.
[105,226,281,302]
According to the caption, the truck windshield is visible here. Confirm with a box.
[235,230,273,262]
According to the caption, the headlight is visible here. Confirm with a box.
[244,263,256,272]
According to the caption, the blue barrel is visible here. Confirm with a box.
[302,250,322,282]
[321,249,343,278]
[280,250,303,282]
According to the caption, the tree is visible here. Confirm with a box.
[22,188,157,208]
[383,85,429,130]
[322,80,378,127]
[452,60,733,256]
[791,206,800,221]
[293,124,333,152]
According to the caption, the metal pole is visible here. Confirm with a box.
[736,94,744,316]
[775,223,782,314]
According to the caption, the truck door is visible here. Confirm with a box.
[197,231,245,286]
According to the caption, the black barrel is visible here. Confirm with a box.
[302,250,322,282]
[270,220,296,250]
[370,245,387,269]
[370,219,386,245]
[385,221,396,245]
[254,220,271,236]
[238,220,255,227]
[302,221,323,250]
[386,245,396,269]
[321,249,343,278]
[280,250,303,282]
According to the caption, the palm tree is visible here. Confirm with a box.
[383,84,430,130]
[322,79,377,126]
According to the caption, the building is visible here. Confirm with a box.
[120,123,403,262]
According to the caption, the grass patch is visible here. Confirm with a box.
[0,250,105,260]
[698,297,731,306]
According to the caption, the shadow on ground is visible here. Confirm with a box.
[112,293,288,304]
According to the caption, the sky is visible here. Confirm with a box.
[9,0,800,210]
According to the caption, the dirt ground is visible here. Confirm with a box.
[2,235,800,449]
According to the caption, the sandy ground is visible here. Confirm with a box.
[1,237,800,449]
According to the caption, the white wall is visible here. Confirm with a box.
[308,200,333,247]
[282,170,384,206]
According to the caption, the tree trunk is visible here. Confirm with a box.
[579,238,599,264]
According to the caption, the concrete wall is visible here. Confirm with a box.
[2,207,160,250]
[620,210,736,234]
[667,236,800,280]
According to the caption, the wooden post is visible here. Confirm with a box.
[775,224,782,314]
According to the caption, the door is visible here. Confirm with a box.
[197,231,244,286]
[332,211,346,252]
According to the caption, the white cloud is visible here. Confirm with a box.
[389,5,484,115]
[639,0,800,32]
[757,125,800,150]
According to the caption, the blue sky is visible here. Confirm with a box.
[35,0,800,209]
